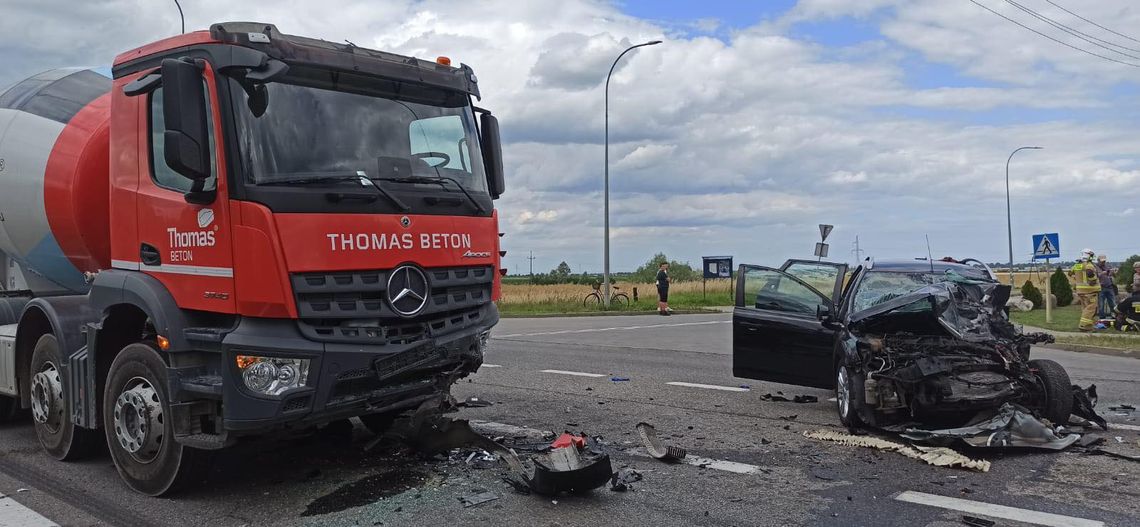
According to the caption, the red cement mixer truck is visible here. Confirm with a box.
[0,22,506,495]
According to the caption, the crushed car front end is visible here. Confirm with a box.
[840,278,1059,427]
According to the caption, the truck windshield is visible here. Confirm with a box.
[230,69,487,193]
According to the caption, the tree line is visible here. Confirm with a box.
[504,253,702,285]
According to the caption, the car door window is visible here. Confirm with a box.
[742,267,827,315]
[782,261,846,301]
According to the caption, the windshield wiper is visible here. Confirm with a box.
[378,176,487,214]
[260,173,410,211]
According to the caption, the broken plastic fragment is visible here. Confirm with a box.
[611,377,630,382]
[636,422,687,462]
[550,433,587,450]
[458,490,499,508]
[803,430,991,472]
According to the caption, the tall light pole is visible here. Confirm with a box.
[1006,146,1042,287]
[604,39,661,307]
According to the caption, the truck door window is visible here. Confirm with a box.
[743,268,826,315]
[149,85,217,193]
[410,115,472,173]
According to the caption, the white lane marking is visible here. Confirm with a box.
[540,369,606,378]
[481,364,502,368]
[666,381,750,393]
[495,320,730,338]
[0,494,60,527]
[625,449,765,474]
[827,397,838,402]
[469,421,769,477]
[1110,423,1140,431]
[895,491,1104,527]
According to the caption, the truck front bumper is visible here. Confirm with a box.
[211,303,497,433]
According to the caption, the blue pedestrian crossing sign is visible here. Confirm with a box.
[1032,233,1060,260]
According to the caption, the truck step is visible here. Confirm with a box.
[175,432,234,450]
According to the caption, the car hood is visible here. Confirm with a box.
[848,281,1012,342]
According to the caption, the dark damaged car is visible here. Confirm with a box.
[732,259,1074,430]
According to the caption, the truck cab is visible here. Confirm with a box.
[0,22,506,495]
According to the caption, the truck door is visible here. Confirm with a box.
[732,265,840,389]
[133,67,235,313]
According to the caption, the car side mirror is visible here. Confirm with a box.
[160,58,211,182]
[817,304,841,329]
[479,112,505,199]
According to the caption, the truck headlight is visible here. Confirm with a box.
[236,355,310,397]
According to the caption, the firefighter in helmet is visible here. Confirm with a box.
[1071,249,1100,331]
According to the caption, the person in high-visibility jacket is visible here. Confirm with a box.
[1071,249,1101,331]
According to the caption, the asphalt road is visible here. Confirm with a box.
[1,313,1138,526]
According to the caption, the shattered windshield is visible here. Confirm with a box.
[852,270,989,313]
[231,68,487,192]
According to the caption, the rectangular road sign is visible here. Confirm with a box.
[1032,233,1060,260]
[814,242,829,258]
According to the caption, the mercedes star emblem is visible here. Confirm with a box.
[387,265,429,316]
[400,216,411,228]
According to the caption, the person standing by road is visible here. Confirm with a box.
[1071,249,1101,332]
[656,262,671,316]
[1132,261,1140,294]
[1096,255,1116,319]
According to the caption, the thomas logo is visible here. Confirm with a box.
[197,209,215,229]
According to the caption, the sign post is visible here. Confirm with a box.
[702,256,734,301]
[816,224,834,262]
[1032,233,1060,324]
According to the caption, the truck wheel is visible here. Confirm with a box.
[836,364,865,428]
[103,343,210,496]
[30,334,96,460]
[1029,359,1073,425]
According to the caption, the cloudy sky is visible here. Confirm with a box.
[3,0,1139,273]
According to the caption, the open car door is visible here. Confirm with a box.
[733,263,845,389]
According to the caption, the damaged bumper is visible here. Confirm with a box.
[170,304,497,441]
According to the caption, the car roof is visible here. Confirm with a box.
[865,259,985,274]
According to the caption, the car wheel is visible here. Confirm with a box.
[836,364,865,428]
[30,334,96,460]
[1029,359,1073,425]
[103,343,211,496]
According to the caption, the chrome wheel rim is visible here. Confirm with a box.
[113,377,164,464]
[837,366,851,420]
[30,362,63,433]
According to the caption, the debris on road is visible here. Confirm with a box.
[550,433,587,449]
[457,396,493,408]
[609,468,643,492]
[759,392,819,403]
[528,441,613,495]
[898,403,1080,450]
[1072,385,1108,430]
[611,376,630,382]
[636,422,687,462]
[793,395,818,404]
[458,490,500,508]
[803,430,991,472]
[1108,404,1135,412]
[961,515,995,527]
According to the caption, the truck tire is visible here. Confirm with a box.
[103,343,210,496]
[836,364,865,428]
[1029,359,1073,425]
[30,334,96,460]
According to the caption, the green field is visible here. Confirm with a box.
[497,289,733,316]
[1009,304,1140,350]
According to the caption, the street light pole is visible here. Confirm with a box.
[603,39,661,307]
[1005,146,1042,287]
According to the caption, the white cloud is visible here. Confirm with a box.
[3,0,1138,270]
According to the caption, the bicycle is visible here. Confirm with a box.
[583,284,630,307]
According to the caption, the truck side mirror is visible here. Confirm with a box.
[160,58,211,182]
[479,113,505,199]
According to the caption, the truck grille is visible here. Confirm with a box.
[291,265,493,344]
